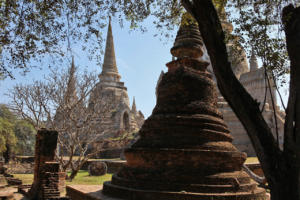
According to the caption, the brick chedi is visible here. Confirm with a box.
[213,1,285,156]
[218,51,285,156]
[27,129,67,200]
[102,14,266,200]
[88,18,144,139]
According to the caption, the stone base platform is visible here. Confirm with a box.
[67,184,266,200]
[0,175,6,186]
[66,185,122,200]
[105,160,126,174]
[0,189,14,200]
[0,186,26,200]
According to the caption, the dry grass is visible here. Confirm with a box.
[66,171,112,185]
[13,170,112,186]
[13,173,33,185]
[245,157,259,164]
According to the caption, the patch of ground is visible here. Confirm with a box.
[0,186,29,200]
[5,162,34,174]
[245,157,259,164]
[13,170,113,186]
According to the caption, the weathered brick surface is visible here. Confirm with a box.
[26,129,68,200]
[102,15,266,200]
[246,163,264,177]
[0,161,23,186]
[67,185,121,200]
[5,177,22,186]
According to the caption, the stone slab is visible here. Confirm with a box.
[66,185,122,200]
[0,186,17,200]
[245,162,264,177]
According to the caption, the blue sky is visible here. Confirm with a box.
[0,17,289,118]
[0,18,175,117]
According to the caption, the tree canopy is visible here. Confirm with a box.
[2,0,300,198]
[0,117,16,153]
[0,104,36,157]
[0,0,295,86]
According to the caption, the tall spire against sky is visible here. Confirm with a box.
[99,17,121,83]
[132,97,137,113]
[65,56,78,105]
[250,50,259,71]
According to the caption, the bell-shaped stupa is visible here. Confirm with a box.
[102,14,266,200]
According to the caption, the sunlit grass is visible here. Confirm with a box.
[245,157,259,164]
[14,158,259,186]
[13,170,113,186]
[60,157,121,161]
[66,171,112,185]
[13,173,33,185]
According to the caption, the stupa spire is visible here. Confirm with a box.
[99,17,121,82]
[171,13,203,59]
[131,97,137,113]
[65,56,77,105]
[250,50,259,71]
[102,13,265,199]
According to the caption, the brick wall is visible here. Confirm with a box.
[27,129,68,199]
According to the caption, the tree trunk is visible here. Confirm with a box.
[281,4,300,200]
[269,166,300,200]
[3,144,10,163]
[68,160,88,181]
[181,0,300,199]
[182,0,281,186]
[68,169,79,181]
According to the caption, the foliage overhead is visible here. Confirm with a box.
[0,104,35,155]
[1,0,296,87]
[8,61,128,179]
[227,0,298,85]
[14,120,36,155]
[0,117,16,153]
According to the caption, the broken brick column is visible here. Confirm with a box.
[28,129,62,199]
[102,14,266,200]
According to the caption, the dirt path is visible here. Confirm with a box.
[0,186,29,200]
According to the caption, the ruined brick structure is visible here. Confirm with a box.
[0,161,23,187]
[54,18,144,159]
[214,5,285,156]
[88,18,144,140]
[27,129,67,200]
[217,52,285,156]
[0,162,5,185]
[154,1,285,157]
[102,14,266,199]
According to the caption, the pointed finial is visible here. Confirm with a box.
[71,56,75,69]
[132,97,137,113]
[70,56,76,81]
[64,56,77,105]
[170,12,203,59]
[70,56,76,78]
[99,16,121,82]
[250,50,259,71]
[105,16,115,69]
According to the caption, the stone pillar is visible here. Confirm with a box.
[0,161,5,185]
[102,14,266,200]
[28,129,62,199]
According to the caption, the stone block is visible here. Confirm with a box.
[88,162,107,176]
[66,185,121,200]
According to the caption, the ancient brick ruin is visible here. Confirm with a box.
[216,13,285,156]
[102,14,266,200]
[26,129,67,200]
[55,18,145,159]
[0,162,5,186]
[88,18,144,139]
[0,161,22,187]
